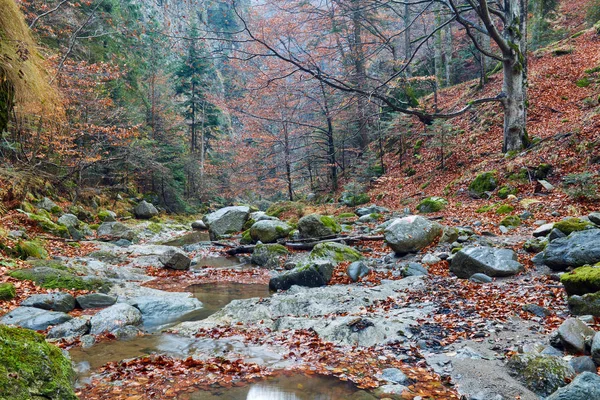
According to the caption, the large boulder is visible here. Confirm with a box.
[0,326,77,399]
[546,372,600,400]
[89,303,142,334]
[251,244,289,269]
[450,246,524,279]
[36,197,61,214]
[384,216,443,255]
[540,229,600,271]
[97,221,137,242]
[76,293,117,309]
[309,242,362,263]
[560,265,600,296]
[416,197,447,213]
[158,249,191,270]
[21,292,76,312]
[269,259,335,291]
[506,353,575,397]
[126,295,202,325]
[297,214,341,239]
[134,200,159,219]
[202,206,250,239]
[0,306,72,331]
[57,213,80,228]
[568,292,600,316]
[555,318,595,354]
[250,220,292,243]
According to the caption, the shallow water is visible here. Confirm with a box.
[186,282,271,320]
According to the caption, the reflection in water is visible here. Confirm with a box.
[246,384,300,400]
[187,282,271,320]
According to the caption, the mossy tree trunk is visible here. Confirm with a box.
[0,73,14,134]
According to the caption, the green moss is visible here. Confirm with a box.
[147,222,163,233]
[26,213,70,238]
[26,259,67,270]
[535,163,553,179]
[0,326,77,400]
[266,201,305,218]
[243,218,256,231]
[500,215,521,227]
[576,77,591,87]
[89,224,99,230]
[508,168,529,182]
[50,205,62,215]
[338,213,356,219]
[309,242,362,263]
[19,201,35,213]
[417,197,448,213]
[507,353,574,397]
[469,171,497,196]
[97,210,112,221]
[561,265,600,296]
[15,240,48,260]
[255,243,288,256]
[554,218,591,235]
[0,283,16,300]
[476,204,496,213]
[497,185,518,199]
[369,213,383,220]
[9,268,108,291]
[496,204,515,215]
[341,192,370,207]
[240,229,253,245]
[319,215,342,234]
[523,238,547,253]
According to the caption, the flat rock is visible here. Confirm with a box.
[470,273,493,283]
[21,292,76,312]
[533,223,554,237]
[126,295,202,326]
[76,293,117,309]
[450,246,523,278]
[191,220,207,230]
[89,303,142,334]
[0,306,72,331]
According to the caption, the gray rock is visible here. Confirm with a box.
[541,346,564,357]
[421,253,441,265]
[159,249,191,270]
[358,214,378,223]
[0,306,72,331]
[355,205,389,216]
[21,292,76,312]
[113,325,141,340]
[450,246,523,278]
[506,353,575,396]
[589,212,600,225]
[57,213,80,228]
[380,368,409,385]
[569,356,597,373]
[440,227,459,243]
[191,220,207,230]
[127,295,202,325]
[250,211,279,222]
[269,259,335,291]
[400,262,428,277]
[541,230,600,271]
[47,317,90,338]
[374,384,408,397]
[251,244,289,269]
[89,303,142,334]
[384,216,443,255]
[114,239,132,247]
[556,318,595,354]
[250,220,292,243]
[533,223,554,237]
[80,334,95,348]
[36,197,60,213]
[297,214,341,239]
[347,261,371,282]
[546,372,600,400]
[134,201,159,219]
[203,206,250,239]
[522,304,550,317]
[97,222,137,242]
[591,331,600,364]
[499,225,509,234]
[470,273,493,283]
[76,293,117,309]
[568,293,600,316]
[549,228,567,241]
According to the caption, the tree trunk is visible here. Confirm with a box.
[352,0,368,151]
[501,0,529,153]
[444,23,452,86]
[404,2,411,78]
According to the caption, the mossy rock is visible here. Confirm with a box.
[523,238,547,253]
[266,201,305,218]
[240,229,253,245]
[496,204,515,215]
[340,192,370,207]
[507,353,574,397]
[26,213,70,238]
[500,215,521,227]
[554,218,592,235]
[568,291,600,316]
[15,240,48,260]
[337,213,356,219]
[561,264,600,296]
[147,222,163,234]
[0,325,77,400]
[9,267,109,292]
[534,163,553,179]
[96,210,115,222]
[320,215,341,232]
[309,242,362,263]
[417,197,448,213]
[498,185,518,199]
[251,243,289,269]
[243,218,256,231]
[476,203,496,213]
[0,283,16,300]
[19,201,36,213]
[469,171,497,197]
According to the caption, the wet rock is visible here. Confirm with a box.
[203,206,250,239]
[506,353,575,397]
[76,293,117,309]
[384,216,443,255]
[470,273,493,283]
[269,259,335,291]
[569,356,596,373]
[589,212,600,225]
[556,318,595,354]
[57,213,80,228]
[134,200,158,219]
[347,261,370,282]
[450,246,523,278]
[21,292,76,312]
[191,220,207,230]
[97,221,137,242]
[591,331,600,364]
[159,249,191,270]
[47,317,90,338]
[374,384,408,397]
[297,214,341,239]
[251,244,289,269]
[113,325,141,340]
[549,228,566,241]
[250,220,292,243]
[546,372,600,400]
[522,304,550,318]
[89,303,142,334]
[355,205,389,216]
[127,295,202,325]
[541,230,600,271]
[0,306,72,331]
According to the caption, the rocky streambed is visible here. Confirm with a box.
[2,206,600,399]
